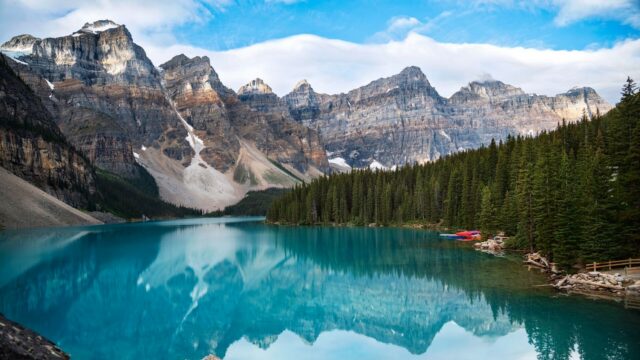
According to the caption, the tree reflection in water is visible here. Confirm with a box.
[0,218,638,360]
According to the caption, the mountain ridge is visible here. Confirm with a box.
[0,19,613,211]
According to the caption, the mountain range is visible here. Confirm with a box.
[0,20,613,215]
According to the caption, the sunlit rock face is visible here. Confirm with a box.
[284,67,613,168]
[0,20,191,179]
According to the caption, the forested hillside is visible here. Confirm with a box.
[267,79,640,267]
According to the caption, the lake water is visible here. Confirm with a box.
[0,217,638,360]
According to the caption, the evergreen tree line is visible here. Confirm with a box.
[267,79,640,268]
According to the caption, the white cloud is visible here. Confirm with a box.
[0,0,230,43]
[388,16,421,32]
[1,0,638,104]
[553,0,640,28]
[143,32,640,104]
[463,0,640,28]
[371,12,452,42]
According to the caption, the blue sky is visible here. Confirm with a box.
[1,0,639,102]
[178,0,640,51]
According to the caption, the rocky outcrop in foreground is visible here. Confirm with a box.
[0,313,69,359]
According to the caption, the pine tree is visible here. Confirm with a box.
[553,151,579,268]
[532,147,557,257]
[621,76,637,103]
[621,119,640,254]
[582,148,617,261]
[479,185,497,234]
[516,146,535,251]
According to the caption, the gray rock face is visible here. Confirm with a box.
[0,54,95,207]
[0,20,191,179]
[1,22,331,211]
[161,55,330,175]
[160,55,238,171]
[284,67,613,168]
[0,19,614,209]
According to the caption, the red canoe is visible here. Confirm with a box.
[455,230,481,241]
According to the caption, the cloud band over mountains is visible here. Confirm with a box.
[147,32,639,103]
[1,0,638,103]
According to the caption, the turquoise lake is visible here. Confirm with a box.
[0,217,639,359]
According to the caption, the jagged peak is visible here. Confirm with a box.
[389,66,430,86]
[1,34,39,52]
[469,79,504,86]
[3,34,39,43]
[238,78,273,95]
[464,80,525,97]
[399,66,425,76]
[564,86,596,94]
[160,54,211,70]
[79,20,122,34]
[293,79,312,91]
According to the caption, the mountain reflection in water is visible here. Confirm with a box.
[0,218,638,360]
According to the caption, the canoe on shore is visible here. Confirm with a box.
[440,232,481,241]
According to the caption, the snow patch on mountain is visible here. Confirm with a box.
[134,99,242,211]
[439,130,451,141]
[174,101,237,208]
[369,160,387,170]
[80,20,120,34]
[328,157,351,169]
[2,54,28,65]
[0,44,32,64]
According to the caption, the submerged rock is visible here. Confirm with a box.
[0,313,69,359]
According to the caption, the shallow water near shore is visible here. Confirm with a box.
[0,217,638,359]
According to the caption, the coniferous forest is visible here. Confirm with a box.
[267,79,640,268]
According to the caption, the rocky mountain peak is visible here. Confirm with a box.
[562,86,597,97]
[389,66,432,87]
[160,53,234,100]
[160,54,190,69]
[1,34,38,47]
[450,80,525,103]
[293,79,312,91]
[399,66,427,79]
[160,54,211,71]
[467,80,525,98]
[0,34,39,56]
[78,20,122,34]
[345,65,441,104]
[238,78,273,96]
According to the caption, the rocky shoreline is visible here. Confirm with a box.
[522,252,640,299]
[472,240,640,302]
[0,313,69,359]
[551,271,640,298]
